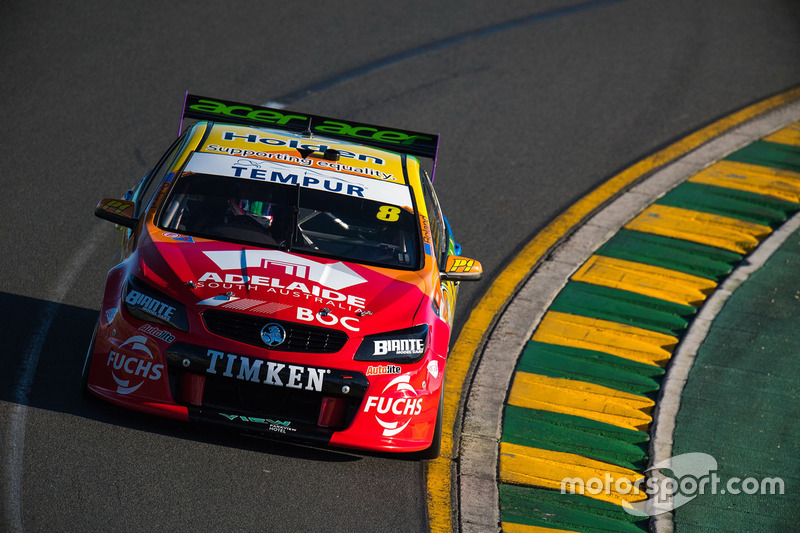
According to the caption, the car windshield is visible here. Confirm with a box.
[160,172,420,269]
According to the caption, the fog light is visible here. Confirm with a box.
[317,396,346,428]
[180,372,205,406]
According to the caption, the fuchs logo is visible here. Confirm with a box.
[362,375,422,437]
[203,250,366,291]
[106,335,164,395]
[260,323,286,347]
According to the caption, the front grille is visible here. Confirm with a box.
[202,309,348,353]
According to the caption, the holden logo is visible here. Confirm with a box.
[261,323,287,347]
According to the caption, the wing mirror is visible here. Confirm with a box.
[441,255,482,281]
[95,198,138,228]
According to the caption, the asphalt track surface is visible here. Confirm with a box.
[1,1,798,532]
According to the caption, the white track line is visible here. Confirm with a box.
[3,223,108,533]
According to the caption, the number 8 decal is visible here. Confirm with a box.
[376,205,401,222]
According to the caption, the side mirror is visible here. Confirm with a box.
[95,198,138,228]
[441,255,482,281]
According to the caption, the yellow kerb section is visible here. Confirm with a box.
[624,204,771,254]
[763,121,800,146]
[499,442,646,506]
[688,160,800,203]
[572,255,717,307]
[507,372,653,431]
[533,311,676,368]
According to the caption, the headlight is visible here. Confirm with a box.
[123,277,189,331]
[354,324,428,364]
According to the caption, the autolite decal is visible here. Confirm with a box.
[138,324,176,343]
[204,349,330,392]
[362,375,422,437]
[106,335,164,395]
[366,365,401,376]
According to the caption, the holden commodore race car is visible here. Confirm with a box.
[82,94,482,458]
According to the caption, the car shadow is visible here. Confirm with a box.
[0,291,367,463]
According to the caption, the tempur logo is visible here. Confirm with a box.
[559,452,785,517]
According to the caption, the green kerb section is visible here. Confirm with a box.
[550,282,695,337]
[596,229,741,281]
[502,406,649,470]
[656,182,799,226]
[725,140,800,173]
[500,484,647,533]
[517,341,664,397]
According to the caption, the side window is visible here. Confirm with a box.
[419,169,449,269]
[132,131,188,218]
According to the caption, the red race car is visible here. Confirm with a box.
[82,95,482,457]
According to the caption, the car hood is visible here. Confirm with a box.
[134,230,429,337]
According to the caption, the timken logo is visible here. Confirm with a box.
[204,349,329,392]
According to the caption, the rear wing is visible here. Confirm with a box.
[181,93,439,161]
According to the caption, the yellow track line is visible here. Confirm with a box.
[425,86,800,532]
